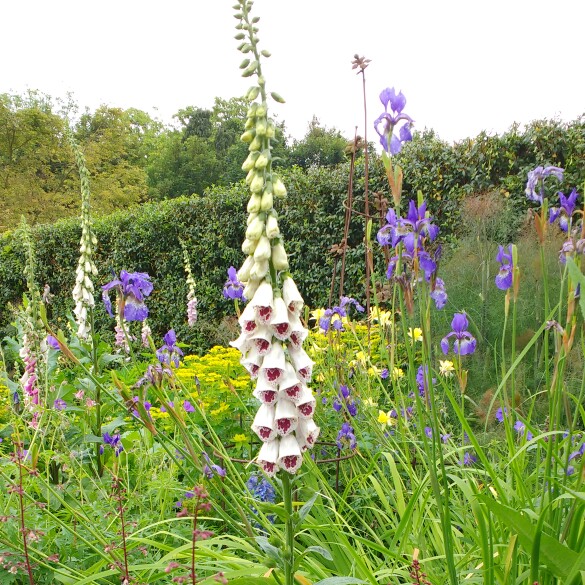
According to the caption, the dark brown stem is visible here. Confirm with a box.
[113,476,130,583]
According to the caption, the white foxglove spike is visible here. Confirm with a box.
[297,419,320,451]
[289,347,315,382]
[274,399,298,436]
[252,404,277,442]
[257,440,279,477]
[277,435,302,473]
[282,277,303,315]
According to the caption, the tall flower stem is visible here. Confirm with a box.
[281,471,295,585]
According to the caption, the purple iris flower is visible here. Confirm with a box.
[374,87,414,155]
[319,296,364,332]
[495,245,514,291]
[459,452,477,466]
[183,400,195,413]
[441,312,476,355]
[549,189,579,232]
[525,165,564,204]
[402,200,440,247]
[46,335,60,350]
[156,329,184,368]
[203,452,226,478]
[416,365,436,397]
[223,266,245,300]
[430,277,448,309]
[247,473,276,503]
[377,208,402,247]
[101,432,124,456]
[336,422,357,450]
[424,427,433,438]
[380,368,389,379]
[513,420,533,441]
[102,270,153,322]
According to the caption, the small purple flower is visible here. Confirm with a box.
[102,270,153,322]
[424,426,433,438]
[374,87,414,155]
[336,422,357,450]
[549,188,579,232]
[183,400,195,413]
[441,433,451,444]
[46,335,60,350]
[416,365,436,397]
[441,312,476,355]
[319,296,364,332]
[459,452,477,466]
[156,329,184,368]
[102,432,124,456]
[247,473,276,503]
[495,245,514,291]
[513,420,533,441]
[203,452,226,479]
[53,398,67,411]
[223,266,245,300]
[430,277,448,309]
[525,165,564,204]
[495,406,508,423]
[380,368,389,379]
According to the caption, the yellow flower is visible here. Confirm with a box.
[368,365,381,377]
[378,410,396,426]
[439,360,455,377]
[407,327,423,343]
[355,350,367,365]
[363,397,378,408]
[211,403,229,416]
[369,307,393,327]
[233,433,248,444]
[310,308,326,329]
[392,367,404,380]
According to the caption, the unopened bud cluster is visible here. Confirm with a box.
[70,134,98,340]
[231,0,319,476]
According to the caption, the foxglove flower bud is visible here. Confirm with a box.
[273,176,287,197]
[266,214,280,239]
[246,216,265,241]
[254,236,272,262]
[271,242,289,270]
[247,194,262,214]
[260,190,273,211]
[250,259,269,280]
[237,256,255,282]
[250,173,264,194]
[242,238,258,255]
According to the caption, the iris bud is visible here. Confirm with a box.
[265,214,280,239]
[254,235,272,262]
[272,242,289,270]
[250,173,264,194]
[247,194,262,213]
[273,176,287,197]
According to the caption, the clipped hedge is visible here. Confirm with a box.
[0,164,370,352]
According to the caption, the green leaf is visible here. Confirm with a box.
[480,496,585,581]
[297,492,318,524]
[565,256,585,319]
[305,545,333,561]
[314,578,366,585]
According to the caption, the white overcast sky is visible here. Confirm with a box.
[2,0,584,144]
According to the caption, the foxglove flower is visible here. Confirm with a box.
[182,245,199,326]
[441,312,476,355]
[495,245,514,290]
[525,165,564,203]
[102,270,153,322]
[374,87,414,155]
[549,188,579,232]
